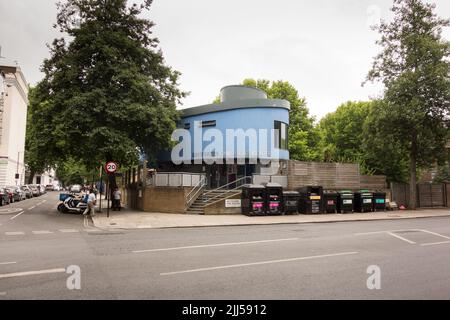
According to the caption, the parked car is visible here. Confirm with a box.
[5,186,21,202]
[45,184,54,191]
[70,184,82,193]
[20,185,33,198]
[15,186,27,201]
[54,185,61,191]
[28,184,40,197]
[0,188,11,206]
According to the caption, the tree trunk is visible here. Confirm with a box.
[409,135,417,210]
[27,170,36,184]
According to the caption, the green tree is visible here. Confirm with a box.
[362,100,410,182]
[241,79,322,161]
[366,0,450,209]
[319,101,372,162]
[36,0,185,178]
[433,165,450,183]
[25,87,60,183]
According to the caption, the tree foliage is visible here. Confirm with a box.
[241,78,322,161]
[25,87,60,183]
[35,0,185,171]
[366,0,450,208]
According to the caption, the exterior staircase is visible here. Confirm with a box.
[185,176,252,215]
[185,189,242,214]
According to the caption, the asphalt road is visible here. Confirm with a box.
[0,191,450,299]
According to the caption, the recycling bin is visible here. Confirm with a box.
[283,191,300,214]
[298,186,323,214]
[263,182,284,215]
[323,190,338,213]
[241,184,266,216]
[338,190,354,213]
[373,191,386,211]
[354,190,374,212]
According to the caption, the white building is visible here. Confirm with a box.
[0,55,28,186]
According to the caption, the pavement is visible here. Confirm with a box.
[1,191,450,299]
[91,199,450,229]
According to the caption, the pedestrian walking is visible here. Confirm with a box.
[83,189,97,216]
[113,187,122,211]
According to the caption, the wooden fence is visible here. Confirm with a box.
[287,160,386,190]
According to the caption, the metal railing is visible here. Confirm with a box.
[185,175,207,210]
[201,176,252,204]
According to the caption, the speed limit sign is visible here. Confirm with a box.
[105,161,118,174]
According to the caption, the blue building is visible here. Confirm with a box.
[158,85,290,188]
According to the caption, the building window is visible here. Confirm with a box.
[201,120,216,127]
[274,121,288,150]
[184,123,190,129]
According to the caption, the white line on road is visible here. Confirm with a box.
[0,268,66,279]
[386,232,416,244]
[32,230,53,235]
[0,292,6,296]
[421,240,450,246]
[28,206,36,210]
[160,251,358,276]
[9,211,24,220]
[5,232,25,236]
[0,261,16,265]
[417,229,450,240]
[133,238,300,253]
[59,229,79,233]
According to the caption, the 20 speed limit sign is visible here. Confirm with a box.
[105,161,118,174]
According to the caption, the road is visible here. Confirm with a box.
[0,191,449,299]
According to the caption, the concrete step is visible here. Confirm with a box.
[186,209,204,215]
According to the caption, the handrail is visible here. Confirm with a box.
[202,176,252,197]
[186,175,207,209]
[202,176,252,203]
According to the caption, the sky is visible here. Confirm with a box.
[0,0,449,120]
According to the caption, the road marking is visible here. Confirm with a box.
[32,230,53,235]
[0,208,23,215]
[417,229,450,240]
[0,268,66,279]
[421,240,450,246]
[386,232,416,244]
[9,211,24,220]
[5,232,25,236]
[59,229,79,233]
[28,206,36,210]
[160,251,359,276]
[0,261,16,265]
[133,238,300,253]
[0,292,6,296]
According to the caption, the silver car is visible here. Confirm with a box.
[20,185,33,198]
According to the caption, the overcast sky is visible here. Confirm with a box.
[0,0,449,119]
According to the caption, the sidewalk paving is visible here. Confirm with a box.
[91,200,450,230]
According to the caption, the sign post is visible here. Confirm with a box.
[104,162,118,218]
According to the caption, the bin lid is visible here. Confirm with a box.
[283,190,299,195]
[262,182,283,188]
[243,184,266,189]
[339,190,353,194]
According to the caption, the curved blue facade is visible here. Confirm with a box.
[180,107,290,161]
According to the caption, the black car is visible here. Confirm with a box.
[0,188,11,206]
